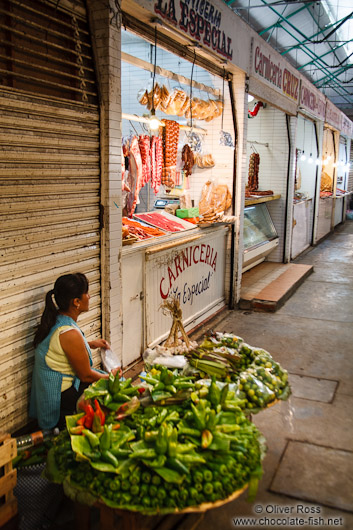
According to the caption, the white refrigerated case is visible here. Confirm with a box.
[243,203,279,272]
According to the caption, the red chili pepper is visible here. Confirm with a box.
[137,387,146,394]
[112,423,121,431]
[94,399,106,426]
[70,426,84,435]
[76,415,86,426]
[83,404,94,429]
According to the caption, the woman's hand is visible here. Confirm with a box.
[111,366,123,378]
[88,339,111,350]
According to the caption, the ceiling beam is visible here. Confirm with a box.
[296,38,353,70]
[304,4,341,68]
[314,63,353,89]
[258,2,314,37]
[257,0,352,100]
[281,14,351,56]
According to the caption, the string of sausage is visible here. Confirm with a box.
[161,119,179,188]
[248,152,260,191]
[182,144,194,177]
[151,135,163,194]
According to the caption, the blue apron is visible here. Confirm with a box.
[29,315,94,429]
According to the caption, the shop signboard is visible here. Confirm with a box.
[145,229,227,347]
[127,0,251,70]
[152,0,234,60]
[340,111,353,138]
[299,78,326,121]
[250,35,300,104]
[325,98,341,130]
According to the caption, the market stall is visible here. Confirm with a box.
[314,99,340,243]
[244,35,300,270]
[291,80,325,259]
[120,26,237,365]
[334,113,352,226]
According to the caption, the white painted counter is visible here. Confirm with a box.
[121,225,228,366]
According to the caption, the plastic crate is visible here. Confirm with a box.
[14,463,64,530]
[176,207,199,219]
[0,433,17,527]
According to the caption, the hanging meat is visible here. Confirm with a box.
[121,145,130,193]
[138,135,151,184]
[161,119,180,189]
[181,144,194,177]
[150,135,163,194]
[123,136,144,217]
[247,152,260,191]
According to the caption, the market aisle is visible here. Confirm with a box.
[184,220,353,530]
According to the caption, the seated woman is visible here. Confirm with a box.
[30,272,121,430]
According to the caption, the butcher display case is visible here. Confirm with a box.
[243,203,279,272]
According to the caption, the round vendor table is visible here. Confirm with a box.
[74,484,248,530]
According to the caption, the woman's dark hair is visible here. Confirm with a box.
[33,273,89,347]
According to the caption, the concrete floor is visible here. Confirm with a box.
[15,221,353,530]
[181,219,353,530]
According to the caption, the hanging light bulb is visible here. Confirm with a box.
[308,153,314,164]
[149,109,161,131]
[300,151,306,161]
[340,160,345,167]
[315,158,321,166]
[333,161,338,168]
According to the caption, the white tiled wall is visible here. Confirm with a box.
[246,104,290,262]
[121,30,235,213]
[296,115,319,199]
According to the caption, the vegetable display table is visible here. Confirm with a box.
[74,484,247,530]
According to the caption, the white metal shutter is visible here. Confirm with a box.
[0,0,101,434]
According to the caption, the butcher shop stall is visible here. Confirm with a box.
[120,27,237,367]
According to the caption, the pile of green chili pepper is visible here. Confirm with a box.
[46,376,265,514]
[186,332,291,411]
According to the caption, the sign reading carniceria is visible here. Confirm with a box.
[299,78,326,121]
[251,37,299,103]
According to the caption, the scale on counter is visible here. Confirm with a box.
[153,197,180,210]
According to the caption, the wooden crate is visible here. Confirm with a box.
[0,434,17,527]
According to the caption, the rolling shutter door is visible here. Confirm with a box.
[0,0,101,434]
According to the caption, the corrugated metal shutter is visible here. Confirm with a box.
[0,0,101,434]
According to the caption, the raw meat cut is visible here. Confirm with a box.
[135,212,186,232]
[129,136,144,216]
[138,135,151,184]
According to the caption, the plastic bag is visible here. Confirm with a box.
[179,191,192,209]
[143,347,188,370]
[100,348,121,373]
[236,370,276,408]
[219,130,235,148]
[198,179,232,221]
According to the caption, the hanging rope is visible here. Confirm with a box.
[221,67,225,131]
[151,26,157,116]
[189,51,196,129]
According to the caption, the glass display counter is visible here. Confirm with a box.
[243,203,279,272]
